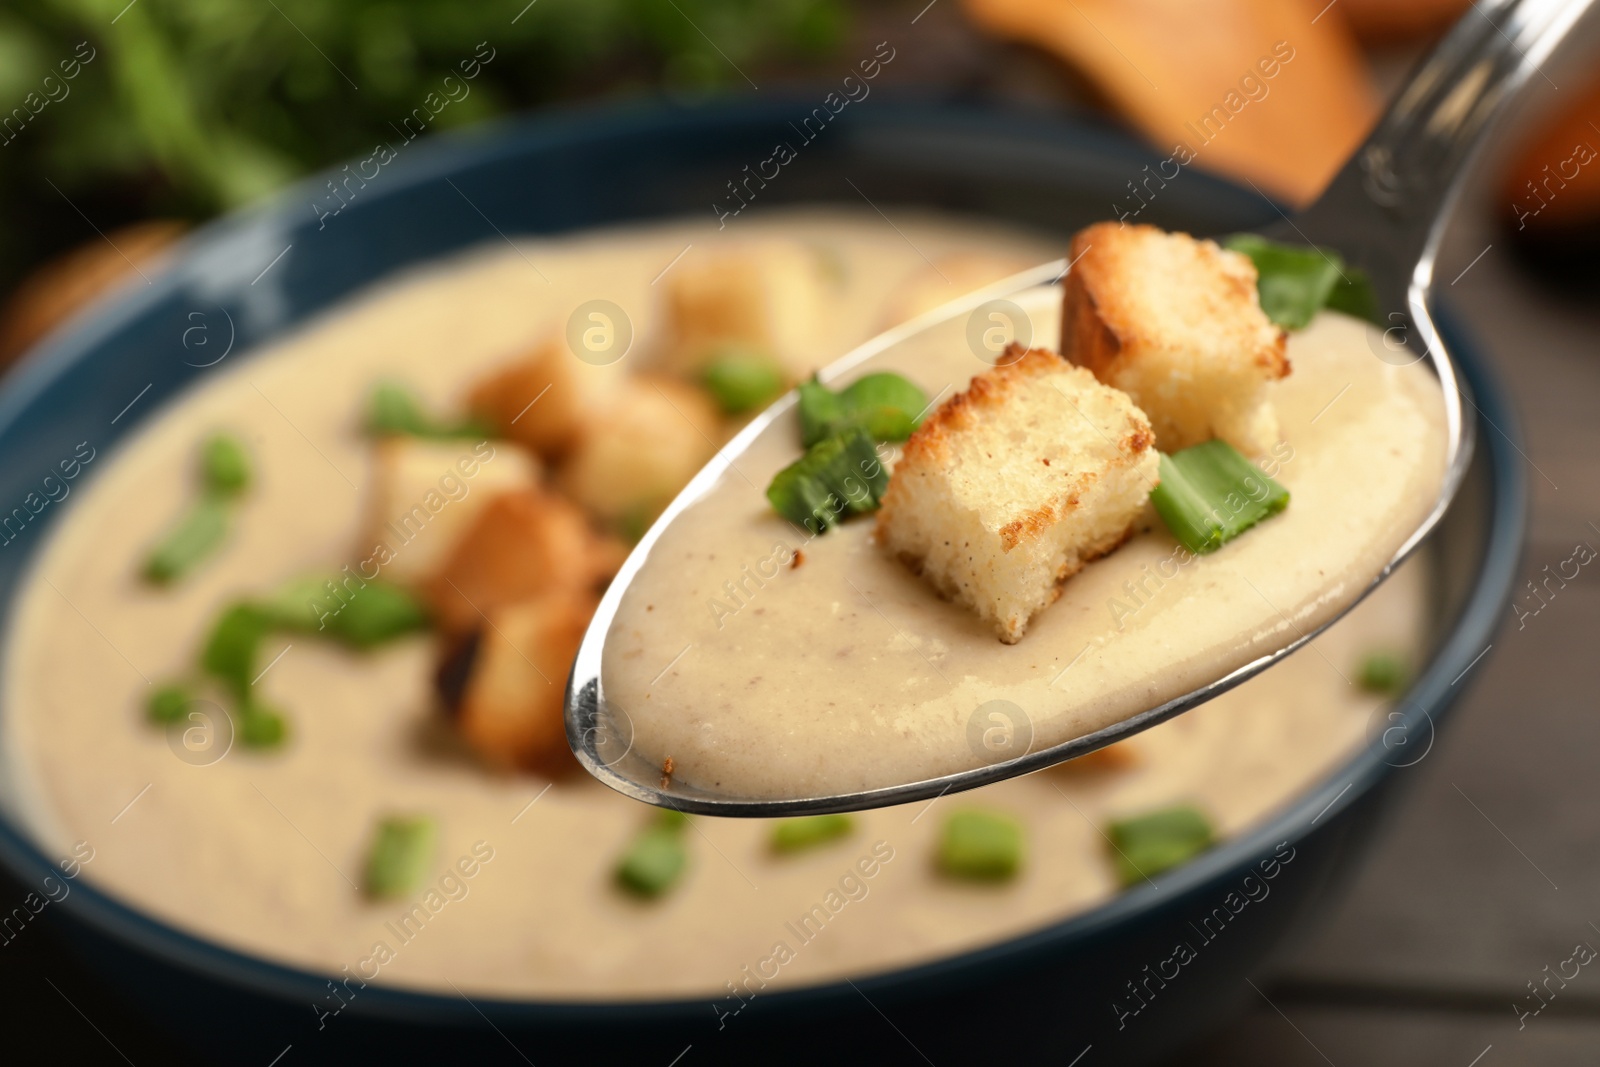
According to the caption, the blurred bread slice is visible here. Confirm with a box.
[877,346,1158,643]
[960,0,1377,204]
[457,587,597,773]
[1062,222,1287,455]
[468,332,624,457]
[423,487,623,635]
[656,241,832,380]
[558,375,722,523]
[361,438,538,586]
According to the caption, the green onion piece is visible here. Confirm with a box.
[143,496,230,584]
[363,815,438,899]
[797,375,849,447]
[1150,440,1289,555]
[615,813,690,898]
[364,381,490,440]
[771,814,854,853]
[701,347,786,414]
[797,371,927,446]
[201,433,251,495]
[148,683,193,724]
[318,581,430,649]
[1106,805,1215,887]
[1224,234,1379,330]
[199,602,271,701]
[238,703,288,748]
[839,373,928,442]
[766,426,888,535]
[1326,268,1379,324]
[1358,650,1409,694]
[257,575,332,632]
[937,809,1023,881]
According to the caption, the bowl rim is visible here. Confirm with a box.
[0,95,1527,1023]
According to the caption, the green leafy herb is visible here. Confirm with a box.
[701,347,786,414]
[200,602,272,702]
[143,435,254,585]
[143,497,230,584]
[839,373,928,442]
[238,703,288,749]
[363,815,438,900]
[1150,440,1289,555]
[797,372,927,446]
[615,810,691,898]
[319,581,430,649]
[937,809,1023,881]
[771,814,854,853]
[1223,234,1379,330]
[1358,650,1409,695]
[147,683,193,725]
[1106,805,1215,887]
[201,433,251,495]
[766,426,887,535]
[364,381,491,440]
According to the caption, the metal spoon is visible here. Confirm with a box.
[567,0,1588,816]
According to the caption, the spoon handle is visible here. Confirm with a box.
[1295,0,1594,282]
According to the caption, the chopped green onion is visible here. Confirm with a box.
[766,426,887,535]
[1223,234,1378,330]
[199,602,271,701]
[143,496,230,584]
[1358,650,1409,694]
[364,380,489,440]
[201,433,251,495]
[1106,804,1214,887]
[937,809,1023,881]
[771,814,854,853]
[363,815,438,899]
[797,376,849,447]
[1150,440,1289,555]
[839,373,928,442]
[319,581,430,649]
[238,703,288,748]
[797,371,927,447]
[615,811,690,898]
[701,347,786,414]
[148,683,193,724]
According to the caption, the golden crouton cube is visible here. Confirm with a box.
[457,587,597,773]
[1062,223,1288,456]
[657,241,831,380]
[467,333,624,457]
[423,487,621,636]
[876,346,1159,644]
[557,375,721,523]
[360,438,538,587]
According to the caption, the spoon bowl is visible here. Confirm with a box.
[568,0,1589,816]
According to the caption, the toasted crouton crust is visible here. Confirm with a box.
[877,346,1159,643]
[457,587,597,774]
[423,487,620,635]
[468,333,623,457]
[1062,222,1288,455]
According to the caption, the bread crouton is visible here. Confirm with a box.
[1062,223,1288,456]
[657,241,831,380]
[360,438,538,586]
[467,333,624,457]
[557,374,721,523]
[456,587,597,773]
[876,346,1159,643]
[423,487,623,635]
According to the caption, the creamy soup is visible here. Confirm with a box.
[603,292,1447,800]
[4,211,1426,999]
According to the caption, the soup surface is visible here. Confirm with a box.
[3,211,1426,998]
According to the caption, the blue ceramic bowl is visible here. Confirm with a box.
[0,98,1523,1065]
